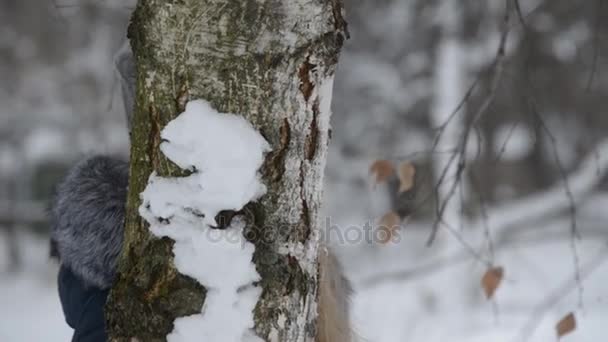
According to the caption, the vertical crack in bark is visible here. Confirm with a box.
[298,58,316,102]
[300,199,311,243]
[300,56,321,162]
[175,84,189,114]
[264,118,291,181]
[305,99,321,161]
[298,160,312,244]
[330,0,350,43]
[148,105,161,171]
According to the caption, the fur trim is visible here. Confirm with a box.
[49,156,129,289]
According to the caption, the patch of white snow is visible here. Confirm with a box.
[139,100,270,342]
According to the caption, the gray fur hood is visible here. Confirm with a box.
[49,156,129,289]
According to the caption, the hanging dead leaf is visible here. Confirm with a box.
[377,211,401,244]
[376,226,393,244]
[370,160,395,185]
[481,266,504,299]
[397,161,416,193]
[556,312,576,338]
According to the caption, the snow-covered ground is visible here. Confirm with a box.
[1,210,607,341]
[347,232,608,342]
[0,232,72,342]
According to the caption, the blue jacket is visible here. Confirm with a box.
[58,265,109,342]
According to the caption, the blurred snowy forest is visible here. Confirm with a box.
[1,0,608,341]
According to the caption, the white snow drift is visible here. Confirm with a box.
[139,100,270,342]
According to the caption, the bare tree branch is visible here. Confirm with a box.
[472,139,608,234]
[427,0,512,246]
[356,220,608,289]
[585,0,604,92]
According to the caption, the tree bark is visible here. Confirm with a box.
[105,0,346,341]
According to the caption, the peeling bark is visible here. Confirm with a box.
[105,0,346,341]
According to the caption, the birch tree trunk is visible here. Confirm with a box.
[105,0,347,341]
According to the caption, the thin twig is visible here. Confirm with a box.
[493,121,520,163]
[358,224,608,289]
[527,87,584,311]
[585,0,604,92]
[427,0,512,246]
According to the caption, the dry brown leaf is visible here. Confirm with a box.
[379,211,400,228]
[376,226,393,244]
[481,266,504,299]
[556,312,576,338]
[397,161,416,193]
[370,160,395,185]
[377,211,401,244]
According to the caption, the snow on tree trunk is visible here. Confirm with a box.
[105,1,346,341]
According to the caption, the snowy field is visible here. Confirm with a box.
[0,233,72,341]
[346,232,608,342]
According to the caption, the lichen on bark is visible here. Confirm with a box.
[106,0,346,341]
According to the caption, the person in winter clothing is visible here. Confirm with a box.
[50,156,129,342]
[57,266,110,342]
